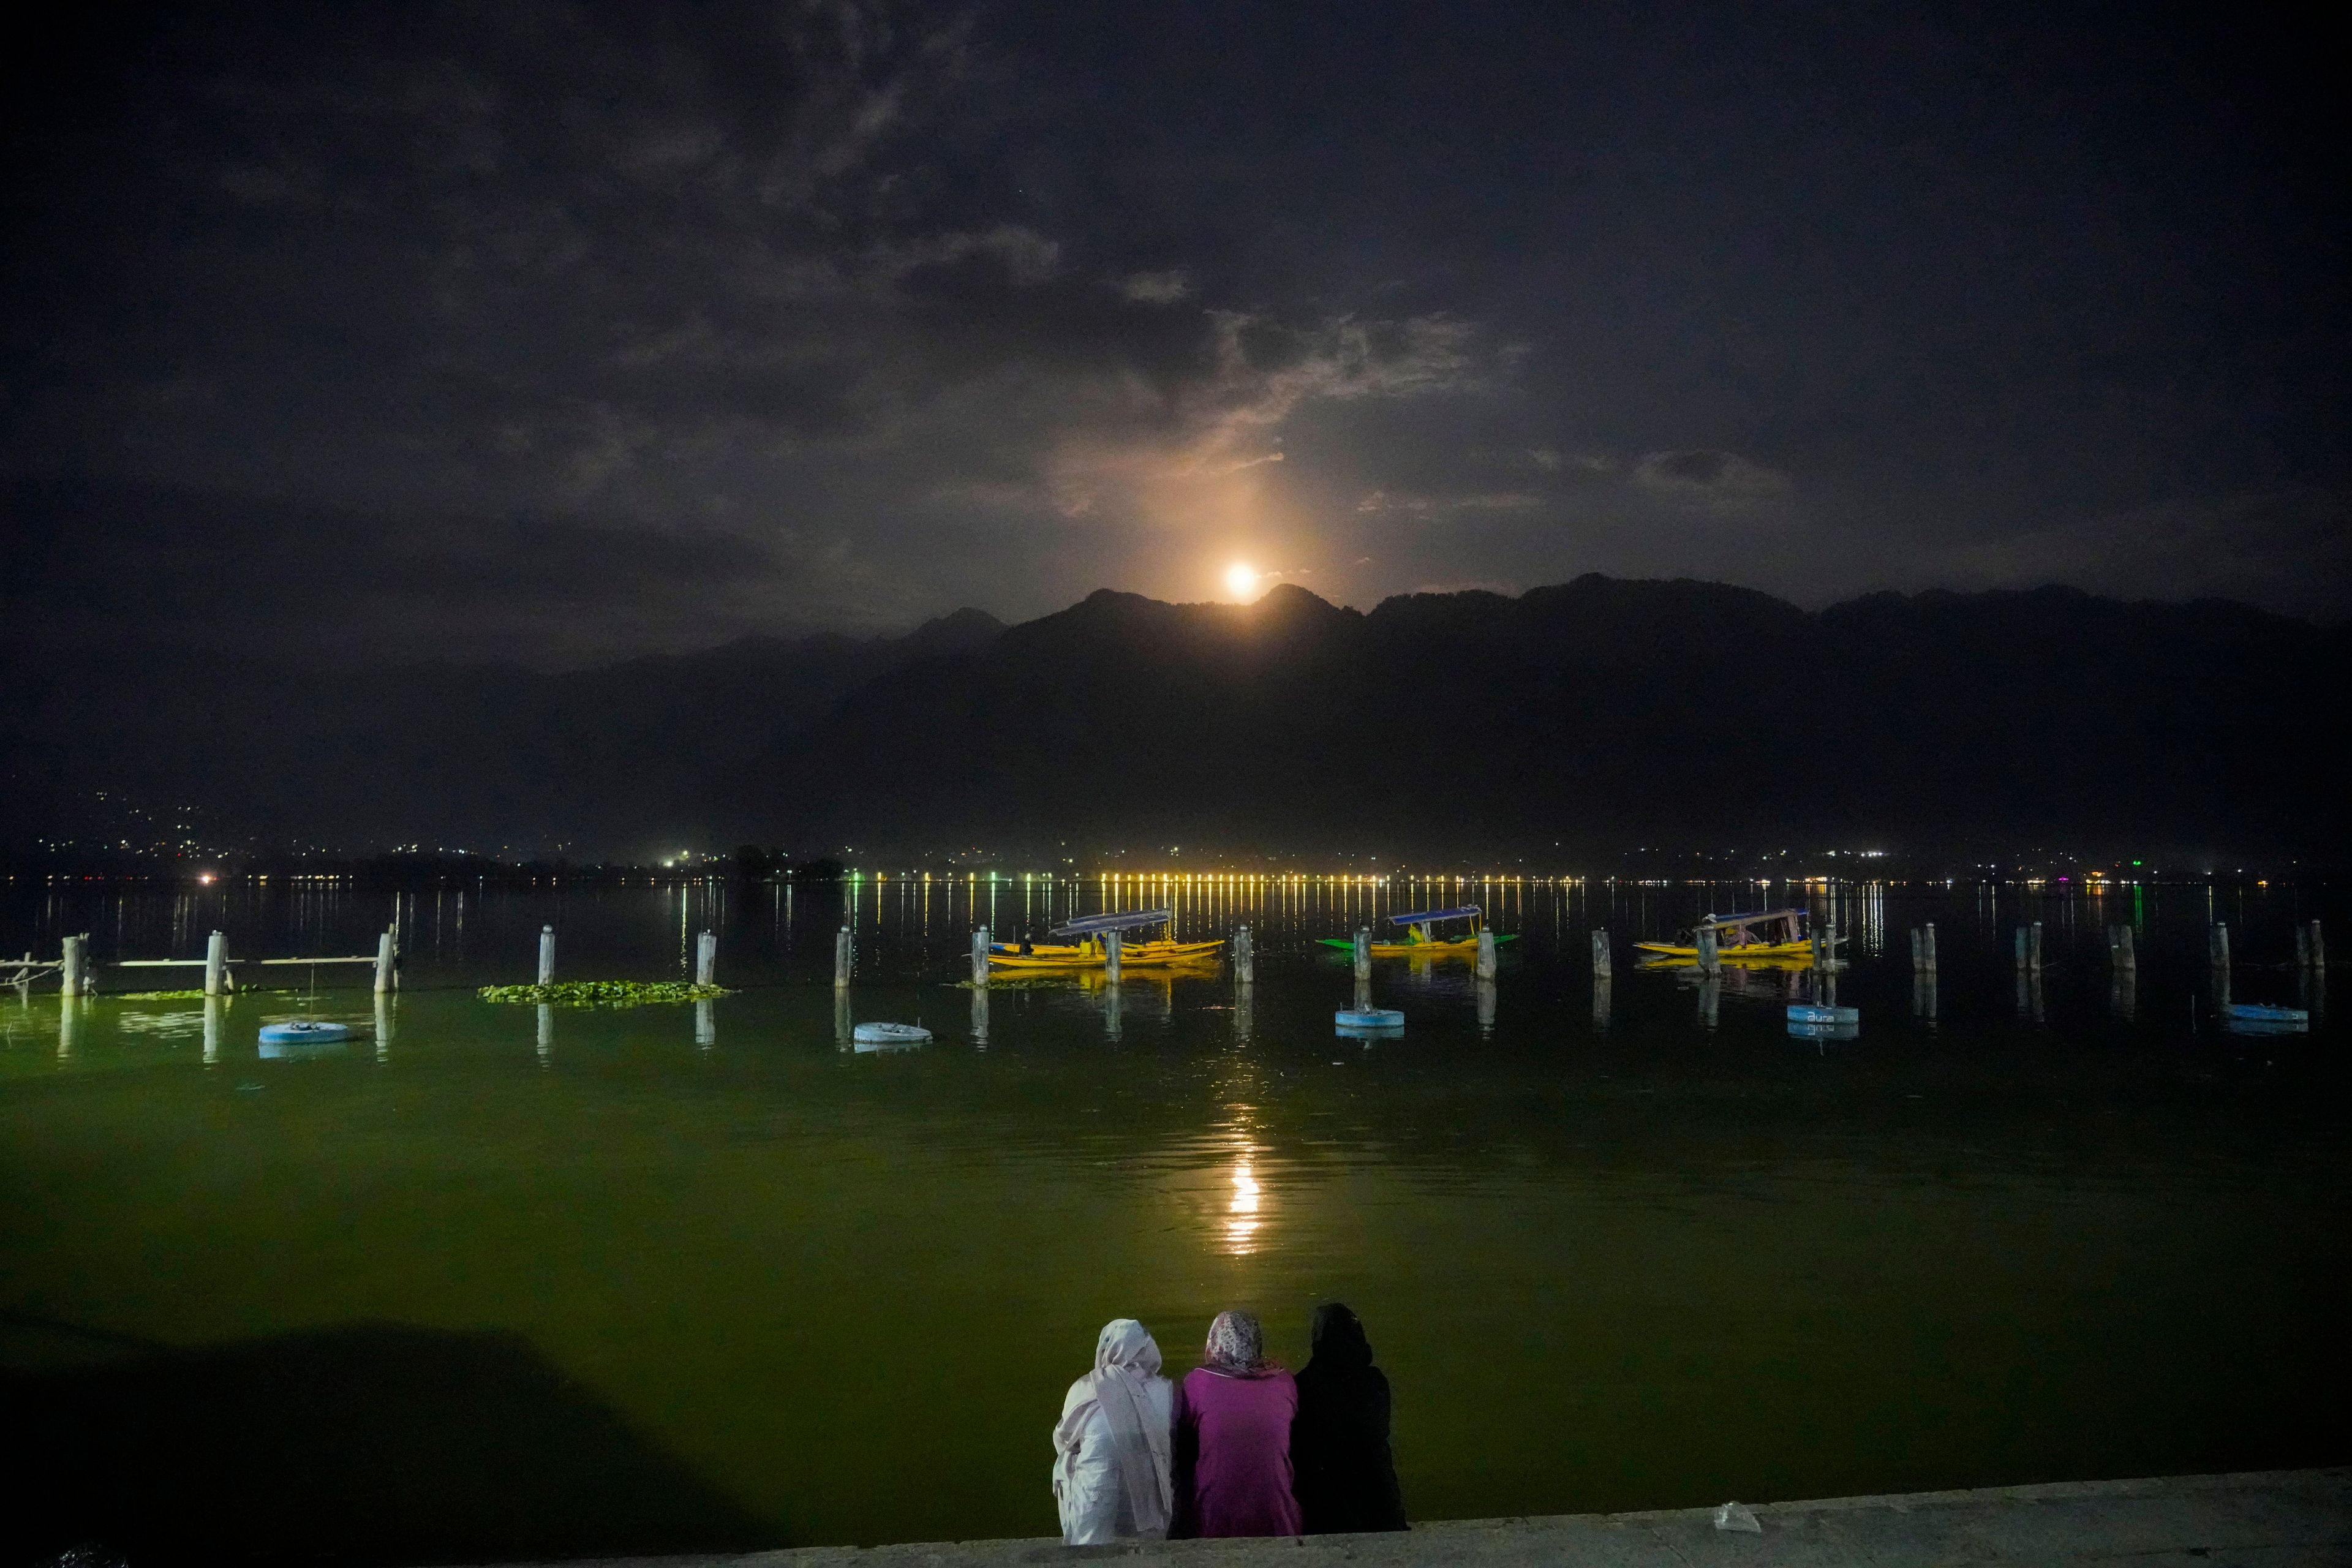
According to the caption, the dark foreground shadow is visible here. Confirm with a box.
[2,1316,775,1567]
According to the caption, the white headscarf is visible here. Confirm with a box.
[1054,1318,1173,1535]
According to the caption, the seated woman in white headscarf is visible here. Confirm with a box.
[1052,1318,1175,1544]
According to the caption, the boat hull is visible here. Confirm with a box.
[1316,935,1519,958]
[1635,939,1814,959]
[987,938,1224,971]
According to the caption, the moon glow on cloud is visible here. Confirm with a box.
[2,1,2343,669]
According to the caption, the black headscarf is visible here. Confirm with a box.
[1289,1303,1406,1533]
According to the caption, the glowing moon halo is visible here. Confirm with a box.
[1224,562,1260,598]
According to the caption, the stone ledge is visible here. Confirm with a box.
[462,1467,2352,1568]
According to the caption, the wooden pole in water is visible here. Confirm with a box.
[970,927,989,987]
[2297,922,2312,968]
[1696,924,1719,976]
[60,935,83,997]
[373,930,395,995]
[1922,921,1937,975]
[1589,927,1612,978]
[1234,925,1254,985]
[537,925,556,987]
[1476,927,1498,980]
[2310,919,2326,970]
[2110,924,2137,972]
[2209,922,2230,971]
[2029,921,2043,974]
[1105,929,1121,985]
[204,930,227,997]
[1352,929,1371,982]
[696,930,718,987]
[834,926,852,989]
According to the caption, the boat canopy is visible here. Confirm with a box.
[1050,908,1175,938]
[1389,905,1480,927]
[1700,908,1806,934]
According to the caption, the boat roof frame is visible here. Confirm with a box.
[1699,908,1806,932]
[1389,905,1480,927]
[1049,908,1176,938]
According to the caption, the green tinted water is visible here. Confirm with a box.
[2,878,2345,1563]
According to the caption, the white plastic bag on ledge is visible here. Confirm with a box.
[1713,1501,1763,1533]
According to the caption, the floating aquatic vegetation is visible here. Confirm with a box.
[478,981,733,1007]
[112,987,309,1000]
[951,976,1077,990]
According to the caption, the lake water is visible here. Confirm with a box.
[2,875,2345,1564]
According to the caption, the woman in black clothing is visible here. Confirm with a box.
[1289,1302,1406,1533]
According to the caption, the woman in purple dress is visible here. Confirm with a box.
[1170,1310,1303,1538]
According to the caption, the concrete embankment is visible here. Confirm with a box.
[472,1467,2351,1567]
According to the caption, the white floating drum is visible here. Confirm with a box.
[852,1022,932,1052]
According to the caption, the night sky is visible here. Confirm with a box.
[6,1,2344,667]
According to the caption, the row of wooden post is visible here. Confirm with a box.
[50,924,728,996]
[1985,918,2326,976]
[39,914,2330,998]
[530,924,719,987]
[47,929,400,996]
[1888,916,2331,979]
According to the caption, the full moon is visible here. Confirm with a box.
[1224,562,1259,598]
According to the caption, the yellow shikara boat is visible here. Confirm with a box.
[987,910,1224,971]
[1635,908,1830,963]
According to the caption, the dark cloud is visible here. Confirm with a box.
[2,0,2343,663]
[1,475,883,666]
[1632,449,1792,500]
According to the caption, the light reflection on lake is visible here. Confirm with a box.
[0,874,2344,1561]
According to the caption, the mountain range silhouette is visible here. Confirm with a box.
[6,577,2343,862]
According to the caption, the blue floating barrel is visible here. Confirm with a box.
[258,1020,351,1045]
[1787,1003,1860,1026]
[851,1022,931,1052]
[258,1019,352,1058]
[1335,1008,1404,1033]
[2223,1003,2309,1024]
[2222,1002,2309,1035]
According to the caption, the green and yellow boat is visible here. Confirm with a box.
[1317,905,1516,959]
